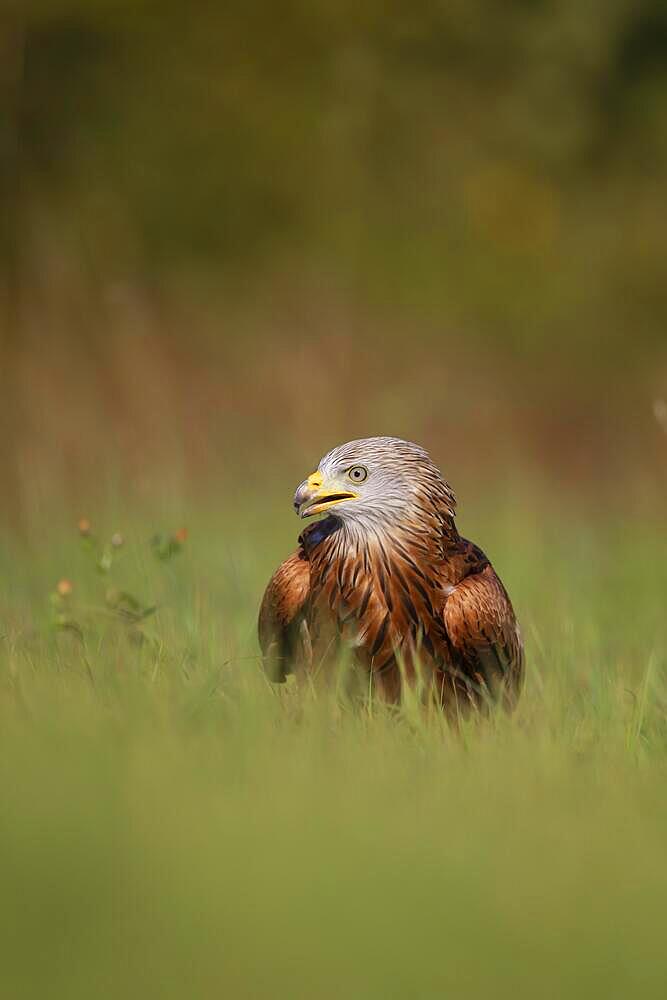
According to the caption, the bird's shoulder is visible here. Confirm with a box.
[258,547,311,653]
[438,534,490,584]
[440,537,523,704]
[439,533,516,630]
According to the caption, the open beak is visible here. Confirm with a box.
[293,471,358,519]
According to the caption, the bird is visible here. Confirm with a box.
[258,436,523,711]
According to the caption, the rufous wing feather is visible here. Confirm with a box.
[443,565,524,708]
[258,550,311,682]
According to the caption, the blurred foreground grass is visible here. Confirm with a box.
[1,492,666,999]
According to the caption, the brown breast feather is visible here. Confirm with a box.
[259,523,523,708]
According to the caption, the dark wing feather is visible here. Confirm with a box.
[443,565,523,709]
[258,551,311,682]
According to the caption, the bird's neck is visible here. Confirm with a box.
[300,507,460,566]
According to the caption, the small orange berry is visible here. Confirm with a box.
[174,527,188,544]
[78,518,91,536]
[57,579,73,597]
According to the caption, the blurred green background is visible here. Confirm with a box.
[2,4,667,998]
[2,0,667,518]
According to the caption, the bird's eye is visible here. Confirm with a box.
[348,465,368,483]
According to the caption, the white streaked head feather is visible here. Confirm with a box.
[316,436,456,527]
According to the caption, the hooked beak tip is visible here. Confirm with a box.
[293,481,309,516]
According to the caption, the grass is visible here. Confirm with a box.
[1,491,666,999]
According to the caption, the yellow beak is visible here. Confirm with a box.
[293,470,358,519]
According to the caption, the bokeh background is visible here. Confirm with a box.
[2,7,667,999]
[3,0,667,526]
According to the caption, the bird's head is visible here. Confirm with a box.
[293,436,456,527]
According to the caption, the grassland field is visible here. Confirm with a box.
[1,485,666,999]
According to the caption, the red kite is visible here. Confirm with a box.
[259,437,523,710]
